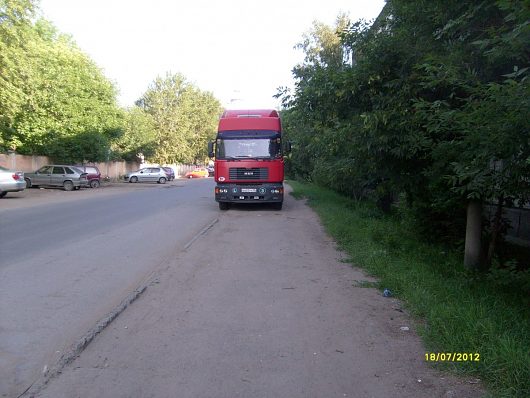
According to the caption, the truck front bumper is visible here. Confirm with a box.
[215,183,283,203]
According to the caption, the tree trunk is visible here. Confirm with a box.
[464,200,482,270]
[485,195,504,269]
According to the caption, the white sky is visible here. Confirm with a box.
[39,0,385,109]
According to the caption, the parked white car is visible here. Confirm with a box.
[0,165,26,198]
[124,167,168,184]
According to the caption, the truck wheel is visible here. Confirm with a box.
[272,202,283,210]
[219,202,230,210]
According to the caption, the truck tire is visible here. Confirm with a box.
[219,202,230,210]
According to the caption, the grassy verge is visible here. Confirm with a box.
[288,180,530,398]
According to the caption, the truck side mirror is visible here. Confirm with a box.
[208,141,214,158]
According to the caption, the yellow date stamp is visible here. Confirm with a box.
[425,352,480,362]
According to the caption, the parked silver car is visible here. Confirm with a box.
[0,165,26,198]
[25,165,88,191]
[124,167,168,184]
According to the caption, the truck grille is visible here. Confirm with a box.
[229,167,269,180]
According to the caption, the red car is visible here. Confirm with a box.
[185,168,209,179]
[74,165,101,188]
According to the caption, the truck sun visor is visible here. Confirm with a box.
[217,130,280,139]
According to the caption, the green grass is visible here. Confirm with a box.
[288,180,530,398]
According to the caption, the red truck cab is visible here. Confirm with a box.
[208,109,288,210]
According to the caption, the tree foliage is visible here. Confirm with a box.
[137,72,222,164]
[1,1,223,165]
[279,0,530,254]
[0,0,36,148]
[1,0,123,160]
[112,106,157,161]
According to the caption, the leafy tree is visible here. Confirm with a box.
[44,130,111,164]
[13,19,123,154]
[137,72,221,164]
[279,0,530,267]
[0,0,36,149]
[113,106,157,161]
[1,3,123,158]
[186,89,223,164]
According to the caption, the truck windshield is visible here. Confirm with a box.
[217,137,281,159]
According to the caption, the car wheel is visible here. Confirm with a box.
[0,191,7,198]
[272,202,283,210]
[63,181,74,191]
[130,176,138,183]
[25,178,32,188]
[219,202,230,210]
[90,179,100,188]
[158,177,167,184]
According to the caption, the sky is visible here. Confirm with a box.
[38,0,386,109]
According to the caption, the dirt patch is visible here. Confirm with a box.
[33,186,485,398]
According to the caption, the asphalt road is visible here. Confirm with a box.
[0,179,219,397]
[1,181,484,398]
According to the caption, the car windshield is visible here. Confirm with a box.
[216,138,281,160]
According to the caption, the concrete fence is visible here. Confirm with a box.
[484,204,530,247]
[0,152,50,173]
[142,163,199,178]
[0,152,200,181]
